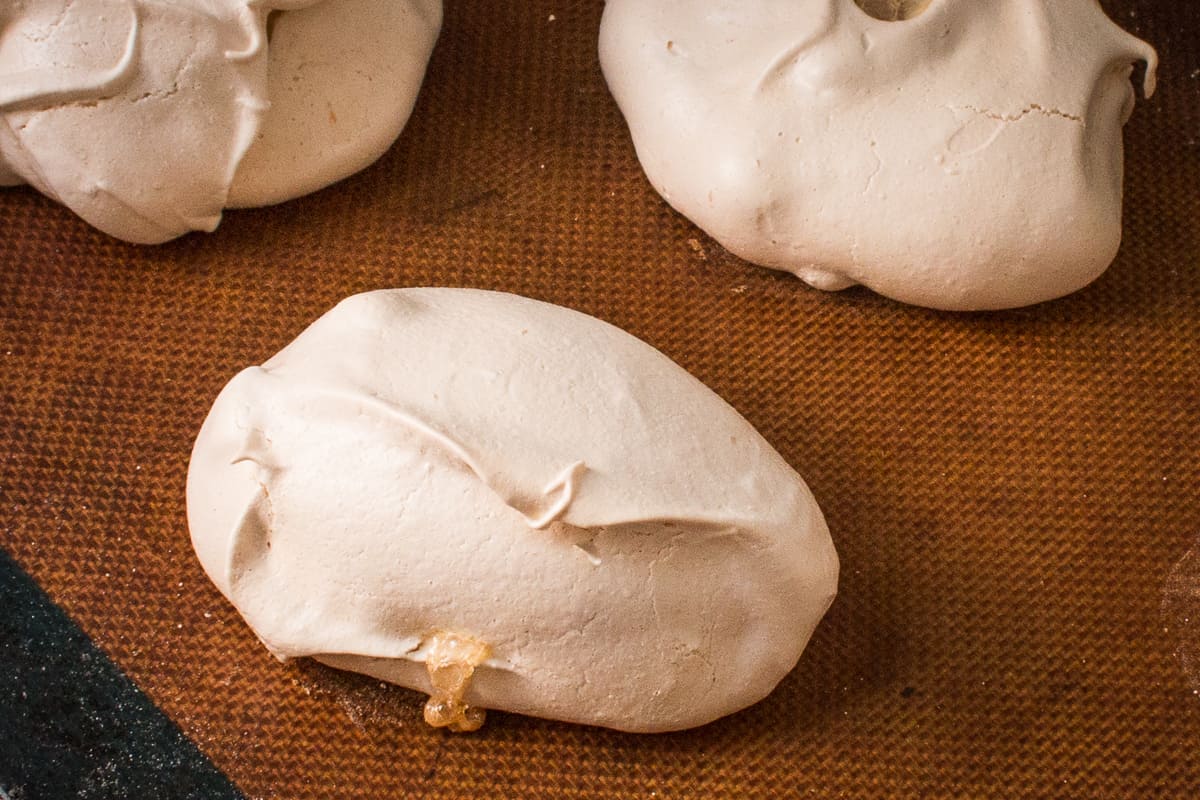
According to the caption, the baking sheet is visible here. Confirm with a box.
[2,1,1198,797]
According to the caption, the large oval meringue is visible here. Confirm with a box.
[0,0,440,243]
[600,0,1158,310]
[187,288,839,733]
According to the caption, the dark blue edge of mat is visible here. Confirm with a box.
[0,547,245,800]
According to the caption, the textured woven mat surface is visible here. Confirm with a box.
[2,1,1199,797]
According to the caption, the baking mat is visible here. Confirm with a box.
[2,1,1198,797]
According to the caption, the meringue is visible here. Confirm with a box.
[0,0,440,243]
[228,0,441,208]
[600,0,1158,310]
[187,288,839,733]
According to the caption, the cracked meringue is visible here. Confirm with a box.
[0,0,440,243]
[600,0,1158,310]
[187,288,839,733]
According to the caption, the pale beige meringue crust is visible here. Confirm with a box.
[187,288,839,732]
[0,0,440,243]
[600,0,1158,310]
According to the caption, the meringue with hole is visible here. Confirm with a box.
[187,288,839,733]
[0,0,440,243]
[599,0,1158,310]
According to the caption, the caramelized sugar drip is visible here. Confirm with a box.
[422,631,492,733]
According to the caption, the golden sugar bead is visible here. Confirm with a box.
[421,630,492,733]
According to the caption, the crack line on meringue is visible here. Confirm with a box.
[959,103,1084,125]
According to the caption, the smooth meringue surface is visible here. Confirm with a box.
[227,0,442,208]
[187,288,839,732]
[600,0,1158,310]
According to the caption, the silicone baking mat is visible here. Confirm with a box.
[2,1,1198,797]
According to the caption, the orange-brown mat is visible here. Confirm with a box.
[2,1,1199,797]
